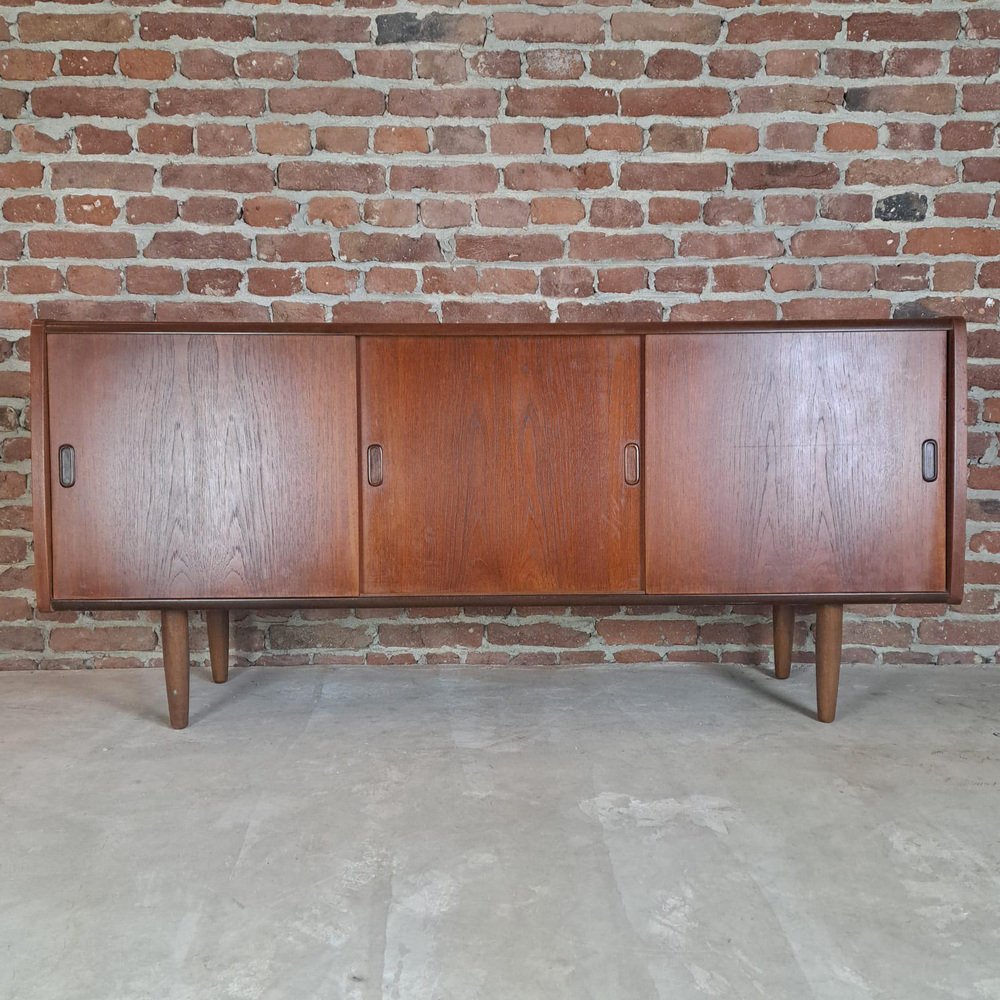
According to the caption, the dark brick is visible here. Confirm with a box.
[375,13,486,46]
[874,192,928,222]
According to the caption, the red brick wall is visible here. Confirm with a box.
[1,3,999,671]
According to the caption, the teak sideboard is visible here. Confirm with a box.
[30,319,966,728]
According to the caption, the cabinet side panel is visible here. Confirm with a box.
[48,333,358,601]
[29,320,53,613]
[947,319,967,604]
[645,330,949,596]
[360,335,641,595]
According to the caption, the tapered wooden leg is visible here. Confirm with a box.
[161,610,190,730]
[815,603,844,724]
[773,604,794,680]
[206,609,230,684]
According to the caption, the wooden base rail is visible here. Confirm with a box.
[160,605,845,729]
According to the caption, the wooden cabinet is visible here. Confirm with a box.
[359,335,641,596]
[30,319,966,728]
[645,330,950,597]
[43,331,359,602]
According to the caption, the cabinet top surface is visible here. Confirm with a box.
[35,318,960,338]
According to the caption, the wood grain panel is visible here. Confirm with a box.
[360,336,641,595]
[47,333,359,601]
[645,330,949,595]
[29,320,53,612]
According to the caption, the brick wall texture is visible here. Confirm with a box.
[1,1,999,673]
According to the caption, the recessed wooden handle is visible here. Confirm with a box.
[58,444,75,488]
[624,442,640,486]
[922,439,938,482]
[367,443,383,487]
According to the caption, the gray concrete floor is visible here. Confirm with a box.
[1,663,999,1000]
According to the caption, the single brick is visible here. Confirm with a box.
[824,122,878,151]
[846,12,960,41]
[646,49,702,81]
[844,84,955,114]
[388,88,499,119]
[621,87,731,117]
[297,50,352,82]
[740,85,842,114]
[621,162,726,191]
[3,196,55,223]
[244,196,297,228]
[845,158,955,186]
[526,50,585,81]
[256,123,311,156]
[507,84,618,117]
[155,88,264,117]
[179,49,232,81]
[587,124,643,152]
[180,197,238,225]
[137,124,193,155]
[419,200,472,229]
[375,13,485,46]
[390,164,496,194]
[125,196,177,225]
[63,194,119,226]
[569,232,674,261]
[355,50,412,80]
[363,198,418,227]
[493,13,603,44]
[75,124,131,155]
[732,161,839,189]
[67,264,121,296]
[305,267,357,295]
[0,50,55,81]
[315,127,369,155]
[139,12,252,42]
[531,197,585,225]
[144,232,251,260]
[791,230,901,257]
[903,227,1000,257]
[416,51,467,85]
[730,12,841,42]
[874,192,928,222]
[433,125,485,155]
[32,86,149,118]
[162,164,273,193]
[257,234,332,263]
[19,13,132,42]
[119,49,174,80]
[455,234,562,262]
[58,50,116,77]
[611,12,722,44]
[280,162,384,193]
[680,232,782,258]
[590,198,644,228]
[28,231,137,258]
[504,162,612,191]
[648,124,704,152]
[197,124,252,157]
[236,52,293,81]
[13,125,66,153]
[340,233,442,263]
[478,198,531,228]
[590,50,645,79]
[52,161,153,192]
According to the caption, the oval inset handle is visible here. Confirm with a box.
[922,439,938,483]
[624,442,640,487]
[367,443,383,487]
[58,444,75,488]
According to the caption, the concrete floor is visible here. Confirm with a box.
[1,663,999,1000]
